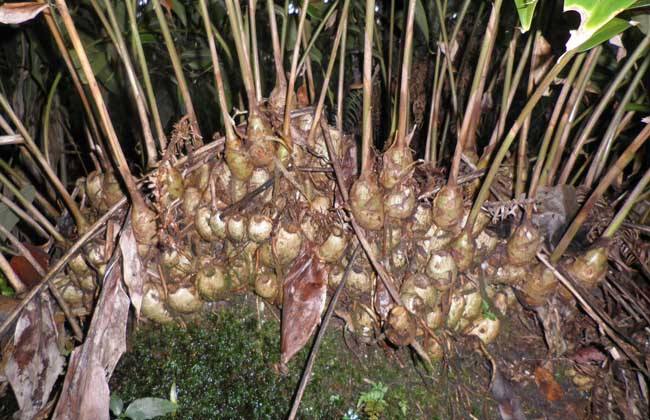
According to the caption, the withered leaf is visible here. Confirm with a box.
[534,366,564,402]
[0,2,47,25]
[280,246,328,365]
[53,239,129,420]
[4,294,63,420]
[119,221,144,318]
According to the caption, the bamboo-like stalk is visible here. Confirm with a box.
[360,0,376,174]
[394,0,417,150]
[480,34,533,165]
[602,167,650,239]
[126,0,167,151]
[151,0,201,138]
[306,0,351,146]
[249,0,262,102]
[585,54,650,186]
[467,51,576,231]
[0,224,83,340]
[527,53,585,202]
[0,251,25,294]
[297,0,340,72]
[300,29,316,103]
[53,0,148,212]
[552,122,650,261]
[335,5,348,135]
[386,0,395,119]
[540,46,601,186]
[558,35,650,185]
[102,0,158,168]
[0,192,49,240]
[224,0,257,111]
[198,0,236,143]
[456,0,502,163]
[433,0,458,112]
[266,0,287,91]
[282,0,310,149]
[0,93,87,231]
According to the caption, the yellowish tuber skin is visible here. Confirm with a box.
[167,286,203,314]
[272,223,303,265]
[196,265,228,301]
[566,246,608,289]
[349,173,385,231]
[432,185,464,231]
[386,305,416,347]
[255,272,280,301]
[506,221,542,266]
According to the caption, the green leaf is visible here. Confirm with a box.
[564,0,638,50]
[630,0,650,9]
[575,17,632,52]
[415,0,429,45]
[0,184,36,233]
[123,398,176,420]
[109,395,124,417]
[514,0,539,32]
[632,12,650,34]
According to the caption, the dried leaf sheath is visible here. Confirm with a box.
[280,246,328,365]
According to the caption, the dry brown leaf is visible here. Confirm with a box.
[4,293,63,420]
[120,222,144,318]
[53,238,129,420]
[0,2,47,25]
[9,243,49,289]
[280,246,327,366]
[534,366,564,402]
[297,83,310,107]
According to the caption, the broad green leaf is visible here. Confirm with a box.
[415,0,429,45]
[564,0,638,50]
[630,0,650,9]
[123,398,176,420]
[575,17,632,52]
[109,395,124,416]
[514,0,538,32]
[631,12,650,34]
[171,0,187,27]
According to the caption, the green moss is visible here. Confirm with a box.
[111,303,457,419]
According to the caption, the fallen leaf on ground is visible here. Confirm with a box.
[534,366,564,402]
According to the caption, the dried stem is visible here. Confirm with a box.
[552,122,650,261]
[0,192,49,240]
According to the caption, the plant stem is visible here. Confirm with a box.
[0,159,59,219]
[360,0,376,174]
[0,192,49,240]
[266,0,286,90]
[0,251,25,294]
[528,53,585,201]
[433,0,458,112]
[467,51,576,231]
[126,0,167,151]
[306,0,351,146]
[53,0,147,212]
[386,0,395,120]
[42,72,62,167]
[103,0,158,168]
[540,46,601,186]
[558,35,650,185]
[282,0,310,149]
[224,0,258,111]
[585,53,650,186]
[335,7,348,135]
[151,0,201,138]
[198,0,235,143]
[0,92,87,231]
[602,167,650,239]
[297,0,340,72]
[395,0,417,149]
[249,0,262,102]
[552,122,650,261]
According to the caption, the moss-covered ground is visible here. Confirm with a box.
[110,298,497,419]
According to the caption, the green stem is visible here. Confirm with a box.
[602,168,650,239]
[433,0,458,112]
[151,0,201,138]
[249,0,262,101]
[552,122,650,261]
[297,0,339,72]
[557,35,650,185]
[43,72,62,167]
[395,0,417,149]
[360,0,376,174]
[585,53,650,186]
[467,51,576,231]
[126,0,167,151]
